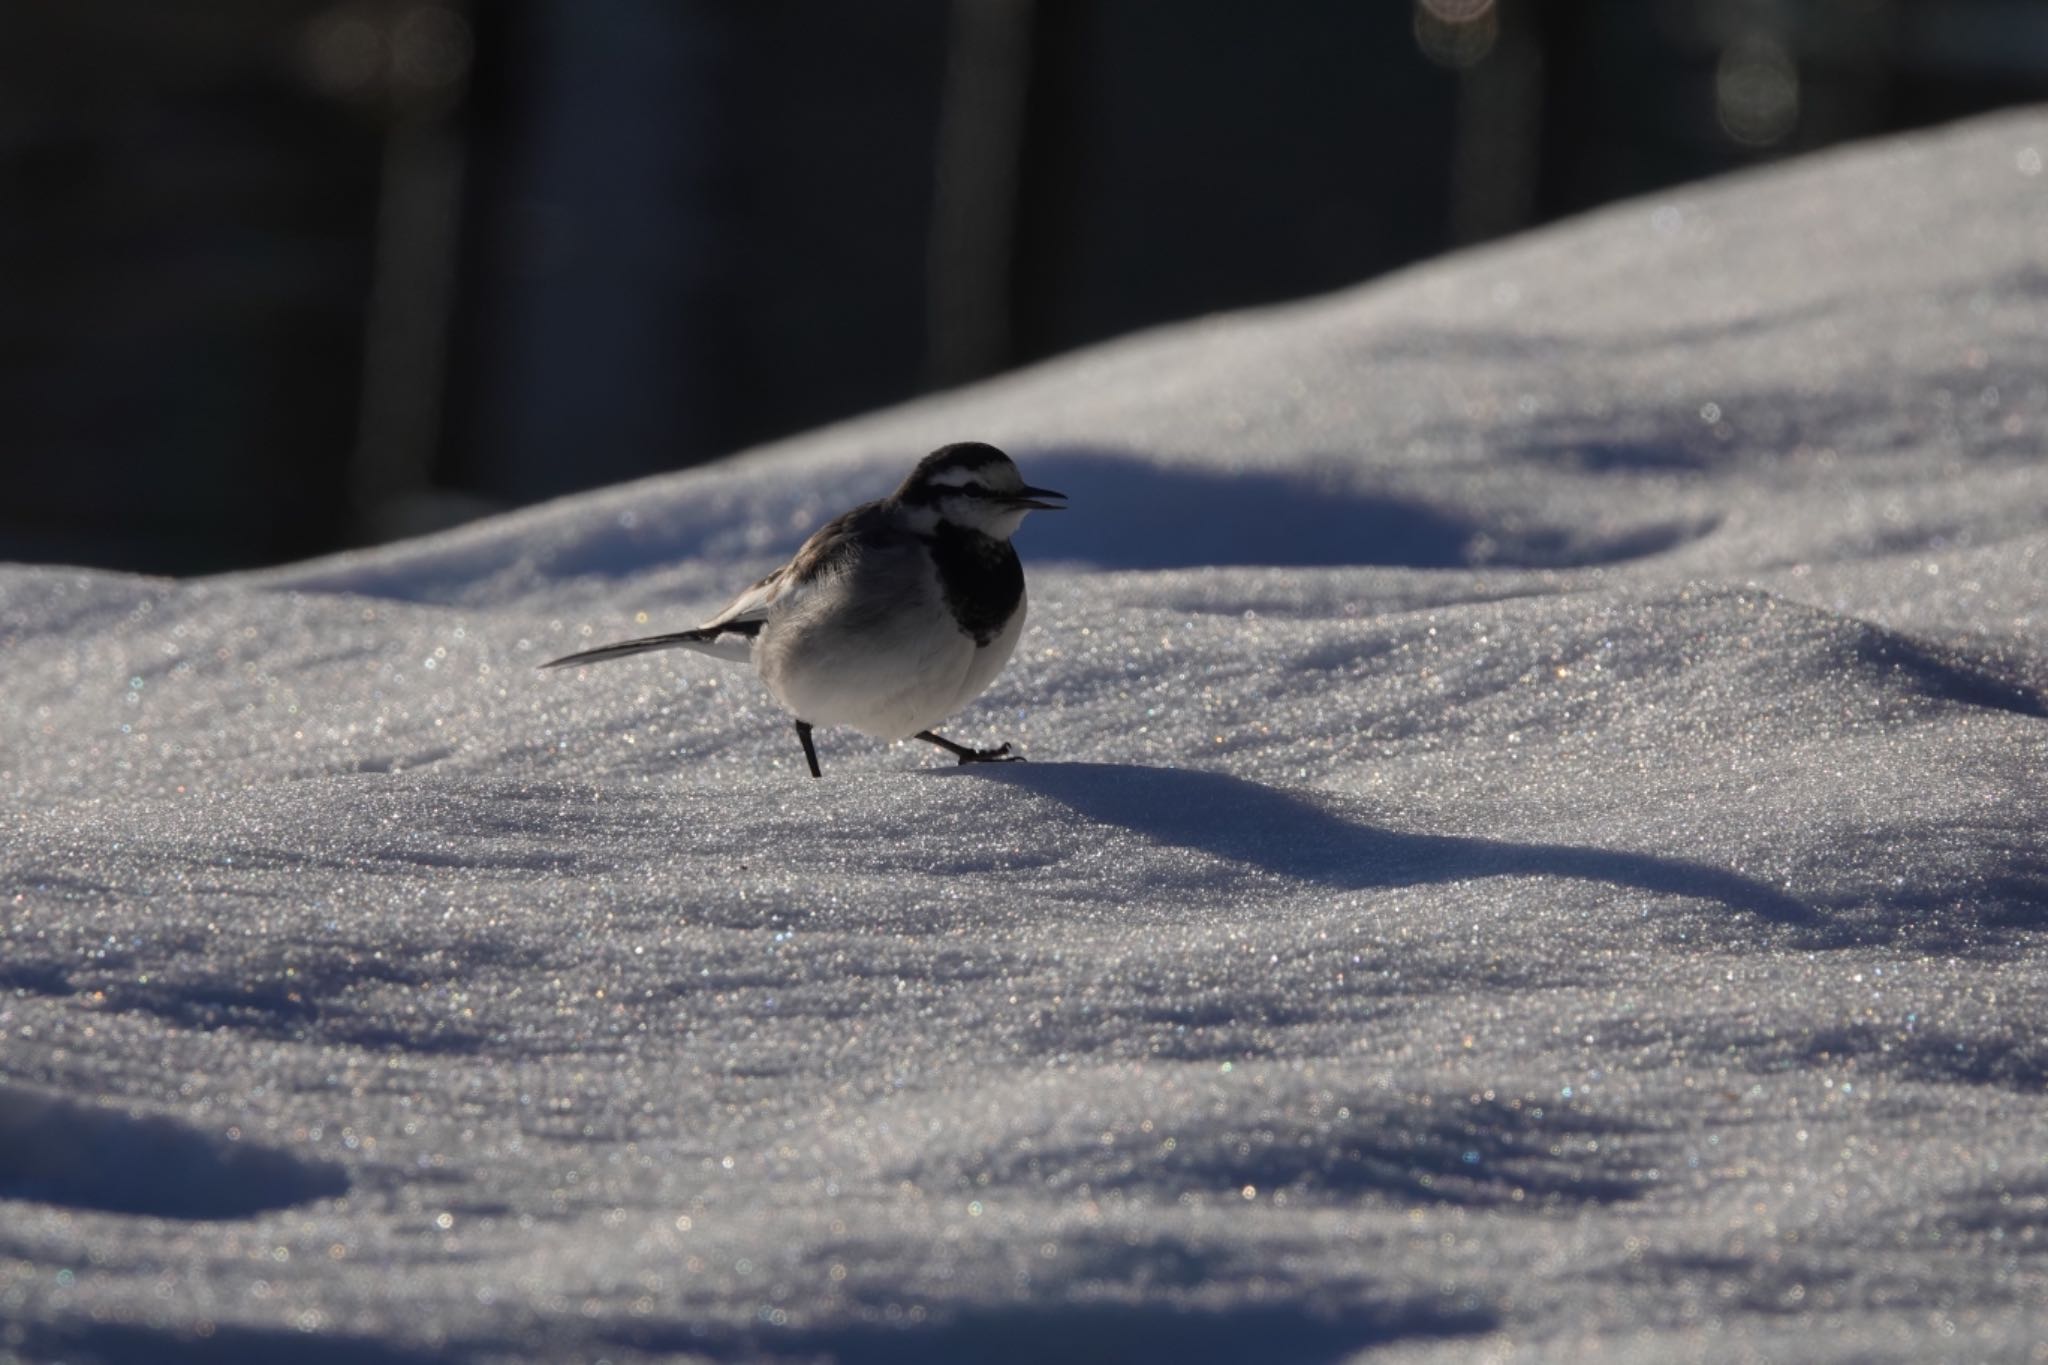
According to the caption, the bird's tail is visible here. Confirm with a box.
[540,624,757,669]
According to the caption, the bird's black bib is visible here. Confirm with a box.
[924,525,1024,646]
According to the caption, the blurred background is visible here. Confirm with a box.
[5,0,2046,575]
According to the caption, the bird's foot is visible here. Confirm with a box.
[914,730,1022,765]
[954,742,1020,765]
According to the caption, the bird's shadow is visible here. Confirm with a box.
[955,761,1815,926]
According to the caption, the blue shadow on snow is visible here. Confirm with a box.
[960,762,1814,925]
[0,1083,348,1220]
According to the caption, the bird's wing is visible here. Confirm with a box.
[698,500,889,629]
[695,566,790,634]
[541,503,889,671]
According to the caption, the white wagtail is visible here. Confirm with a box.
[542,442,1065,778]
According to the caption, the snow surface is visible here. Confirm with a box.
[4,110,2048,1363]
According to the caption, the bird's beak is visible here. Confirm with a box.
[1009,485,1067,511]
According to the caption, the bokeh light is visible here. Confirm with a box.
[302,2,473,109]
[1414,0,1499,70]
[1716,33,1800,148]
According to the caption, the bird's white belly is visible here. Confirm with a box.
[757,585,1025,741]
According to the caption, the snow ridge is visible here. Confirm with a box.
[4,110,2048,1362]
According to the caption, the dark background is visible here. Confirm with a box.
[5,0,2045,575]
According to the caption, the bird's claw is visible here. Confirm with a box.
[957,743,1020,765]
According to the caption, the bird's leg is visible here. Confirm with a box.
[794,720,822,778]
[914,730,1019,764]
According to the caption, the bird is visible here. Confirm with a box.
[541,441,1065,778]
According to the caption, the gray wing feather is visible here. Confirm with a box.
[540,499,890,671]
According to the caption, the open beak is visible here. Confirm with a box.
[1009,484,1067,511]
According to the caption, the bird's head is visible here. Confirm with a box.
[894,442,1066,539]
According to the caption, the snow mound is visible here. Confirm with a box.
[4,110,2048,1362]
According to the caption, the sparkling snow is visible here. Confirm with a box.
[4,111,2047,1363]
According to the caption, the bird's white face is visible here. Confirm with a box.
[898,447,1066,540]
[932,460,1032,538]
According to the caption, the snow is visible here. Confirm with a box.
[4,109,2047,1363]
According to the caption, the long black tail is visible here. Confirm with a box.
[539,622,759,669]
